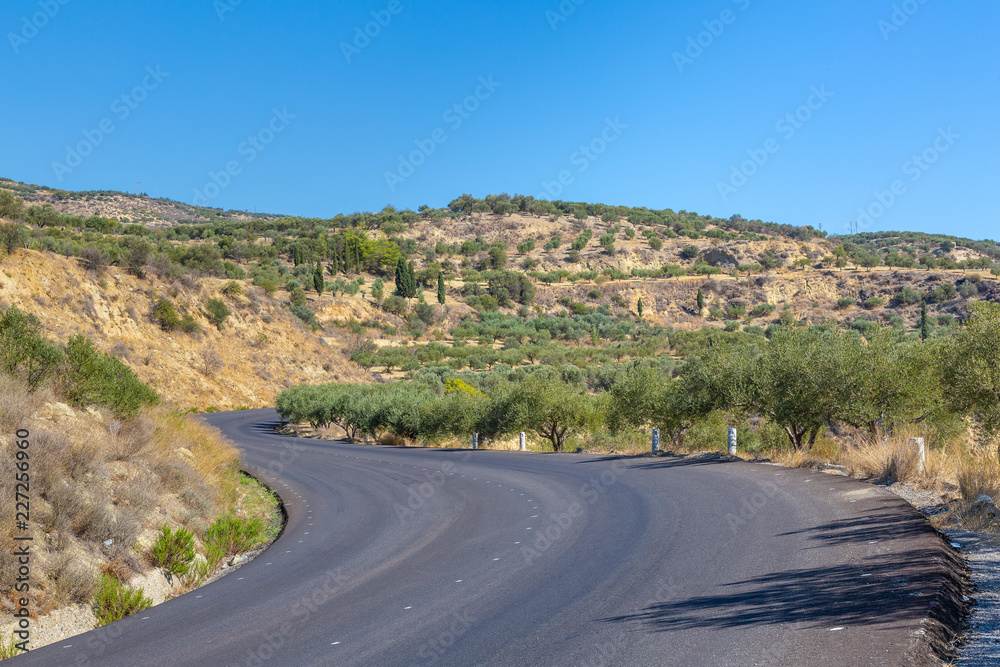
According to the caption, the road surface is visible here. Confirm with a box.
[16,409,962,666]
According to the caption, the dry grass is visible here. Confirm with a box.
[957,452,1000,502]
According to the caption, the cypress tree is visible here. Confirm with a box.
[697,288,704,313]
[396,257,407,298]
[637,297,644,317]
[437,272,446,306]
[920,301,930,341]
[313,262,324,297]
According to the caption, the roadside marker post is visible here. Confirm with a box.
[472,433,478,450]
[520,432,526,451]
[910,437,926,475]
[652,428,660,454]
[727,428,737,456]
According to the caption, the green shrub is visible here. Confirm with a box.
[383,295,407,315]
[414,301,435,325]
[151,526,196,576]
[750,303,776,318]
[836,298,856,309]
[290,304,316,326]
[93,575,152,626]
[205,298,230,330]
[864,297,884,310]
[0,306,64,390]
[204,515,265,557]
[62,335,159,417]
[154,298,181,331]
[289,286,307,307]
[222,281,242,296]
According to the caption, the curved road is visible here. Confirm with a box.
[18,409,959,666]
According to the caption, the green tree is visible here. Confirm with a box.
[637,297,644,317]
[0,222,28,254]
[63,335,158,417]
[395,258,416,302]
[480,378,600,452]
[920,301,930,341]
[313,262,324,298]
[608,365,713,448]
[205,298,230,330]
[371,277,384,303]
[437,272,446,308]
[688,328,849,450]
[837,327,941,438]
[941,302,1000,449]
[696,288,704,313]
[0,306,64,390]
[0,191,25,220]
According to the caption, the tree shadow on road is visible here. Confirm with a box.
[601,546,947,632]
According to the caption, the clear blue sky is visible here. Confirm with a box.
[2,0,997,239]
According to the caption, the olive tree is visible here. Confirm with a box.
[941,302,1000,450]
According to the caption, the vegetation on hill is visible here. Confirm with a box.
[0,302,280,651]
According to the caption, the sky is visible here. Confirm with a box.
[2,0,997,239]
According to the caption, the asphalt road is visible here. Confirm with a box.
[17,409,959,666]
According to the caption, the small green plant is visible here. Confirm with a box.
[92,575,152,626]
[151,526,196,576]
[0,632,23,659]
[184,559,213,588]
[204,515,265,557]
[221,281,243,296]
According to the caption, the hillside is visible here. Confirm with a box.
[1,180,1000,408]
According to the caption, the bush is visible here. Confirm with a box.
[93,574,152,626]
[680,245,699,260]
[383,295,407,315]
[154,298,181,331]
[0,306,64,390]
[151,526,196,576]
[750,303,776,318]
[290,304,316,326]
[864,297,884,310]
[836,298,856,309]
[222,281,242,296]
[62,335,159,417]
[414,301,435,326]
[204,515,265,557]
[205,298,230,330]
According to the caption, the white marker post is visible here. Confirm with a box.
[910,437,926,475]
[519,432,526,451]
[727,428,737,456]
[652,428,660,454]
[472,433,478,450]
